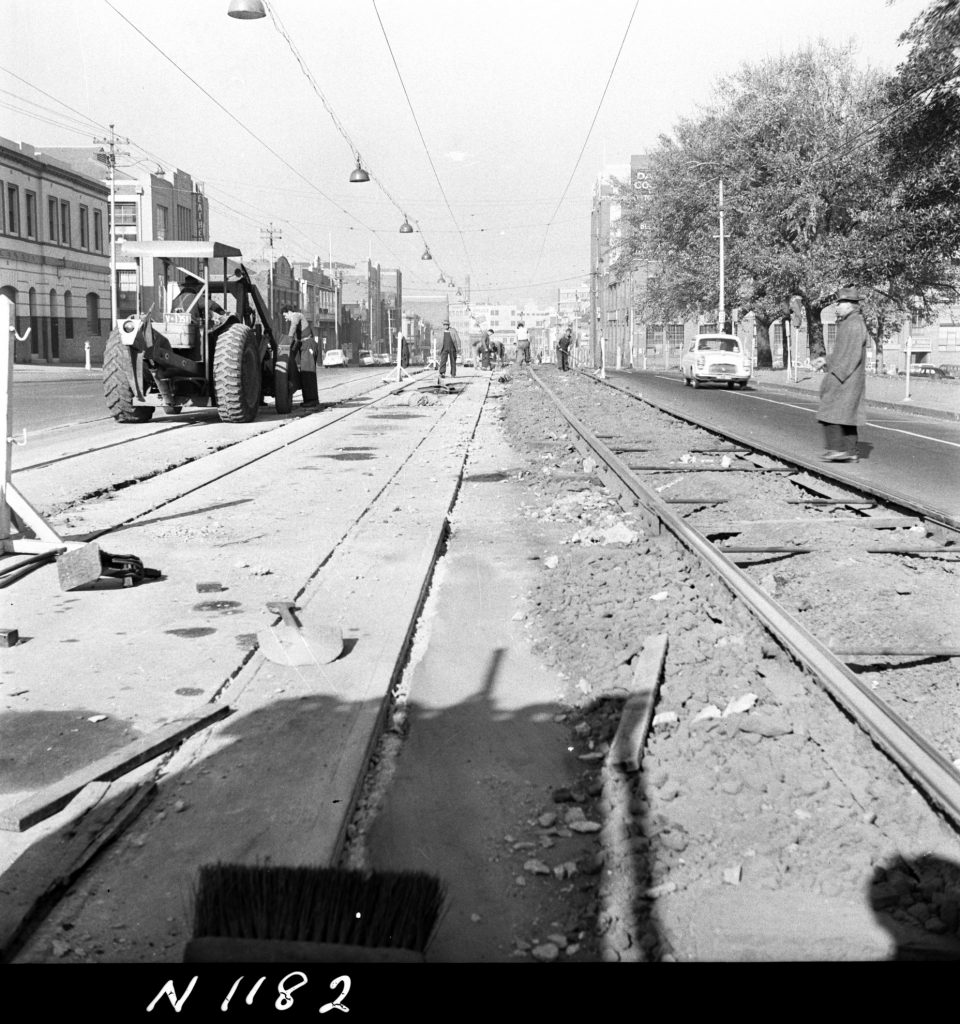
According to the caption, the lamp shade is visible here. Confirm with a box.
[349,161,370,183]
[399,218,413,233]
[420,248,432,261]
[227,0,267,19]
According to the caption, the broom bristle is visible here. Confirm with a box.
[192,863,446,953]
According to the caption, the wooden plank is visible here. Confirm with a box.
[607,635,668,773]
[701,517,918,529]
[627,465,795,473]
[786,499,877,506]
[722,546,812,553]
[0,776,156,962]
[866,546,958,554]
[0,705,231,832]
[833,648,960,659]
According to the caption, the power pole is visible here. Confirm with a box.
[260,223,282,326]
[93,123,129,325]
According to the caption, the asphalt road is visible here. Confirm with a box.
[608,368,960,522]
[9,366,390,437]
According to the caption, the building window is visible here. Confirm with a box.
[86,292,100,335]
[938,324,960,351]
[60,200,71,247]
[79,205,89,249]
[645,324,664,350]
[94,210,103,251]
[6,184,19,234]
[25,191,36,238]
[48,197,59,242]
[64,291,74,339]
[176,203,191,239]
[155,204,168,240]
[114,202,137,226]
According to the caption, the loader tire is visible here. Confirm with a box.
[273,353,293,415]
[103,330,154,423]
[213,323,261,423]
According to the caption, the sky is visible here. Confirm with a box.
[2,0,932,309]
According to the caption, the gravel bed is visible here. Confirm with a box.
[499,367,960,960]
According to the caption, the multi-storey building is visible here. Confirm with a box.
[44,148,209,335]
[339,260,382,363]
[292,259,338,352]
[379,268,402,357]
[0,137,110,364]
[591,154,706,370]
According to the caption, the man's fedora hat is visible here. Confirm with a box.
[836,287,860,302]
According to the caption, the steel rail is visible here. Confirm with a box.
[529,367,960,829]
[587,370,960,535]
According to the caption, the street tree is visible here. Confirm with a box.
[614,40,934,366]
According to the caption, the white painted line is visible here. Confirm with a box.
[650,374,960,449]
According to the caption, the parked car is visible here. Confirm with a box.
[900,364,955,380]
[322,348,346,367]
[358,349,375,366]
[938,364,960,378]
[373,353,391,365]
[681,334,751,389]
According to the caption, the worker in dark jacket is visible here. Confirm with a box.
[558,327,573,371]
[438,319,461,378]
[814,287,868,462]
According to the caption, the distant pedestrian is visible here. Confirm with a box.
[479,327,493,370]
[558,327,572,371]
[813,287,867,462]
[438,319,461,377]
[516,321,531,365]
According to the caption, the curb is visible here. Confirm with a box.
[757,380,959,423]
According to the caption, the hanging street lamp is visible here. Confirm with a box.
[399,217,413,234]
[227,0,267,19]
[349,161,370,183]
[421,248,432,261]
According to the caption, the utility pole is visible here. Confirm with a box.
[261,223,282,328]
[714,180,729,332]
[93,124,129,325]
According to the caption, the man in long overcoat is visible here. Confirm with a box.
[814,287,868,462]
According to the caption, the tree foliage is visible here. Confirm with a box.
[614,27,959,362]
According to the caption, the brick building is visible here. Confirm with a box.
[0,137,110,364]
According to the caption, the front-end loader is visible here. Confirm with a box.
[103,241,317,424]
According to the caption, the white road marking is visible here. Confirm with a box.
[650,374,960,449]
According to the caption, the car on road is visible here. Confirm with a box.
[358,350,375,366]
[322,348,346,367]
[900,364,955,380]
[940,364,960,378]
[681,333,751,389]
[373,353,391,365]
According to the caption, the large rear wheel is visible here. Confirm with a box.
[213,324,261,423]
[103,330,154,423]
[273,353,293,414]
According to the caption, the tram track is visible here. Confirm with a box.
[527,365,960,831]
[1,371,487,963]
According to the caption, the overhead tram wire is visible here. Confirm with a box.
[528,0,639,288]
[371,0,474,278]
[262,2,460,283]
[101,2,443,288]
[100,1,377,239]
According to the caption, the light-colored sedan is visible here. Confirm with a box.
[681,334,751,389]
[322,348,346,367]
[359,350,375,366]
